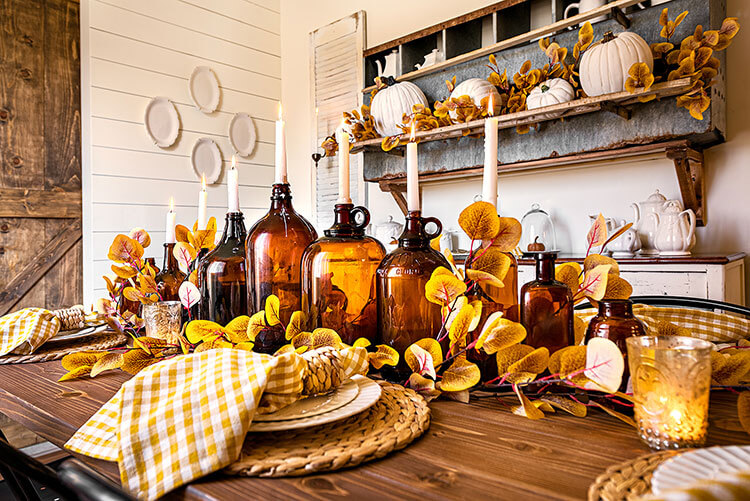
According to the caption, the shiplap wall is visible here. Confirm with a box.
[81,0,281,303]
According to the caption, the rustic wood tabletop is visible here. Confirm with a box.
[1,360,748,500]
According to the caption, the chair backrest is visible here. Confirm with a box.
[629,295,750,318]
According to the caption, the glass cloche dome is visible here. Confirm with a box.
[520,203,557,252]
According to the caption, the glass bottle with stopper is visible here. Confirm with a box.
[302,125,385,344]
[246,104,317,353]
[197,159,248,325]
[520,251,574,354]
[154,198,185,302]
[377,125,449,379]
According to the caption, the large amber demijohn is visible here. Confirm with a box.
[198,212,247,325]
[246,183,317,352]
[301,204,385,344]
[377,211,448,378]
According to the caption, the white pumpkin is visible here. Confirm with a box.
[579,31,653,97]
[449,78,501,119]
[527,78,576,110]
[370,81,429,137]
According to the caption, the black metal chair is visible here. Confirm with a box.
[0,429,134,501]
[577,295,750,318]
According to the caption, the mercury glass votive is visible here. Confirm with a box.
[626,336,713,450]
[142,301,182,344]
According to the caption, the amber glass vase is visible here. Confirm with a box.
[118,258,158,317]
[302,204,385,344]
[155,244,185,302]
[585,299,646,388]
[198,212,247,325]
[520,252,573,354]
[246,183,317,353]
[377,211,448,379]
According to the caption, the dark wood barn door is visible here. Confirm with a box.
[0,0,82,315]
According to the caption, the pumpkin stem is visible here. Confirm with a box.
[541,84,550,92]
[383,75,397,87]
[602,31,617,43]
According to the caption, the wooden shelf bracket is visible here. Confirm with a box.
[667,145,706,226]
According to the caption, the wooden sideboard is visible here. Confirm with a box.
[516,253,746,304]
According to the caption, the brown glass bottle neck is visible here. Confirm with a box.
[269,183,294,212]
[598,299,634,318]
[398,211,440,249]
[324,203,369,238]
[161,243,178,272]
[220,212,247,242]
[534,254,557,281]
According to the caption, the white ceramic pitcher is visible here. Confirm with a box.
[564,0,607,23]
[375,50,399,79]
[652,201,696,256]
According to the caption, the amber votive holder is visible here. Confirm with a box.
[626,335,713,450]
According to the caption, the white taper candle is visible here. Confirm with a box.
[198,174,207,230]
[275,102,287,184]
[228,155,239,213]
[406,123,419,212]
[337,123,351,204]
[482,93,499,210]
[166,197,176,243]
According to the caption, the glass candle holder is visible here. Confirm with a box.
[142,301,182,344]
[626,335,713,450]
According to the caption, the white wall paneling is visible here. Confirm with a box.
[81,0,281,304]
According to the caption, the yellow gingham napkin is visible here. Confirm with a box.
[65,346,368,500]
[0,308,61,356]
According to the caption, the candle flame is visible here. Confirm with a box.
[277,102,283,121]
[410,119,416,142]
[488,93,495,117]
[231,155,236,169]
[169,196,174,212]
[201,174,206,191]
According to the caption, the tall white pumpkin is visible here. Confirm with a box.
[370,81,429,137]
[579,31,653,97]
[449,78,502,119]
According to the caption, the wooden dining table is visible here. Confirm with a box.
[1,359,749,500]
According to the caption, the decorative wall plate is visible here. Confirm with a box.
[248,375,382,432]
[144,96,180,147]
[253,379,359,422]
[191,137,222,184]
[651,445,750,494]
[188,66,220,113]
[228,112,257,157]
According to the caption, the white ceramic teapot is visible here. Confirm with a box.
[632,190,668,255]
[375,50,399,79]
[415,49,443,70]
[652,201,696,256]
[607,219,642,258]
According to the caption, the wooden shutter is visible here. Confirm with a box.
[309,11,365,229]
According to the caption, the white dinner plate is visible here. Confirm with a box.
[651,445,750,494]
[144,96,180,147]
[253,378,359,422]
[47,323,108,345]
[249,375,382,432]
[228,112,257,157]
[188,66,220,113]
[191,137,222,184]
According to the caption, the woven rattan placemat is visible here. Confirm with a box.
[225,380,430,477]
[0,330,128,364]
[588,450,681,501]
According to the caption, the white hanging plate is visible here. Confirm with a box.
[228,112,257,157]
[188,66,220,113]
[144,96,180,148]
[191,137,222,184]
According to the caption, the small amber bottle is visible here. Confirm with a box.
[520,252,574,354]
[198,212,247,325]
[154,244,186,302]
[301,204,385,345]
[246,183,317,352]
[377,211,448,379]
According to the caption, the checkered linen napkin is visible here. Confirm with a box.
[0,308,61,356]
[65,346,368,500]
[576,304,750,342]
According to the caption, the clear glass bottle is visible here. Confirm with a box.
[301,204,386,344]
[520,252,573,354]
[154,244,185,302]
[198,212,247,325]
[246,183,317,353]
[377,211,448,379]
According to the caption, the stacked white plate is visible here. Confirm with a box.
[249,375,382,432]
[651,445,750,495]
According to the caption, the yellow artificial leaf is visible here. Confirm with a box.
[175,224,191,244]
[90,352,124,377]
[185,320,227,344]
[368,344,400,369]
[472,248,511,280]
[468,300,483,332]
[466,269,505,291]
[405,338,443,375]
[574,316,587,346]
[512,385,545,420]
[225,316,251,343]
[540,395,587,417]
[102,275,117,295]
[111,263,137,280]
[505,372,538,384]
[458,201,500,241]
[128,227,151,248]
[449,303,475,351]
[443,296,468,331]
[408,373,442,402]
[285,310,307,340]
[442,389,470,403]
[234,341,255,352]
[353,338,371,349]
[586,214,608,248]
[583,254,620,276]
[188,270,198,286]
[508,347,549,375]
[61,351,103,371]
[496,344,535,375]
[438,356,481,392]
[654,321,691,338]
[489,217,523,252]
[476,319,526,355]
[121,349,157,375]
[248,311,267,341]
[601,275,633,300]
[738,392,750,436]
[405,344,437,379]
[430,235,441,251]
[190,229,216,251]
[475,311,504,344]
[173,242,197,275]
[311,328,343,349]
[425,268,467,306]
[535,400,555,413]
[108,234,144,263]
[659,7,669,27]
[59,366,92,382]
[576,265,611,303]
[578,22,593,51]
[265,294,281,326]
[584,337,624,393]
[591,401,636,427]
[559,345,588,382]
[712,352,750,386]
[710,351,728,374]
[556,262,582,293]
[625,62,654,94]
[133,336,171,355]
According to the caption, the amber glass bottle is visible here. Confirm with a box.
[198,212,247,325]
[377,211,448,379]
[246,183,317,352]
[154,244,185,302]
[520,252,573,354]
[301,204,385,344]
[585,299,646,388]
